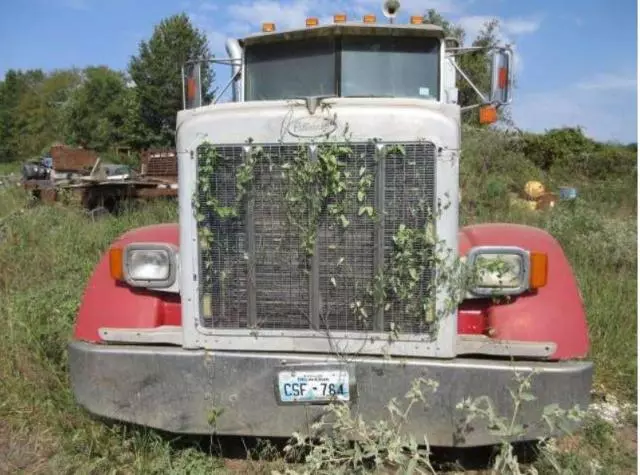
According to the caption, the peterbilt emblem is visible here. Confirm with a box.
[287,116,337,138]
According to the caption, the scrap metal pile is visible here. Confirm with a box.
[21,146,179,213]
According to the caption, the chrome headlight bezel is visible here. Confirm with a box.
[466,246,530,297]
[123,243,178,289]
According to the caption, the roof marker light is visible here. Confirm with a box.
[410,15,423,25]
[363,14,376,23]
[262,22,276,32]
[306,17,319,27]
[334,13,347,23]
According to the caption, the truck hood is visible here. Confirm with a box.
[176,98,460,150]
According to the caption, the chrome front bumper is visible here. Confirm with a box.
[68,341,593,447]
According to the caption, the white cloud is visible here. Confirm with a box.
[457,14,541,73]
[502,17,541,35]
[512,74,638,143]
[227,0,315,31]
[576,74,637,92]
[457,15,541,44]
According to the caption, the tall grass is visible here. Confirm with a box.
[0,125,636,472]
[0,190,194,472]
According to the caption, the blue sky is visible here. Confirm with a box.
[1,0,637,143]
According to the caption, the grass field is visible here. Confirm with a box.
[0,126,636,473]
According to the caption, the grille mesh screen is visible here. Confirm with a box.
[198,146,247,328]
[384,144,437,333]
[196,142,437,333]
[253,147,310,329]
[317,143,376,332]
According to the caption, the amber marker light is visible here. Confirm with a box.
[306,17,319,27]
[479,105,498,125]
[529,252,548,289]
[334,13,347,23]
[262,22,276,32]
[363,14,377,23]
[109,247,124,281]
[410,15,423,24]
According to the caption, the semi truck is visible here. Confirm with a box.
[68,4,592,448]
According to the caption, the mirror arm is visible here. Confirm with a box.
[214,69,241,105]
[448,57,489,104]
[460,104,482,112]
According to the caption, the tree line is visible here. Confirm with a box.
[0,11,501,163]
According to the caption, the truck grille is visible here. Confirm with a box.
[196,141,437,334]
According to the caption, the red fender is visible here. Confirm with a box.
[73,223,181,342]
[74,222,589,359]
[459,223,590,360]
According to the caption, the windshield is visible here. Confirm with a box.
[245,38,335,101]
[341,36,439,99]
[244,35,440,101]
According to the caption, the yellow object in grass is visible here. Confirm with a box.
[524,181,545,200]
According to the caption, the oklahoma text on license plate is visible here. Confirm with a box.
[277,369,350,403]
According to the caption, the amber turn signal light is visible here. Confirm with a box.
[529,252,548,289]
[479,105,498,125]
[109,247,124,281]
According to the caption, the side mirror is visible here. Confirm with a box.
[489,47,513,105]
[182,62,203,110]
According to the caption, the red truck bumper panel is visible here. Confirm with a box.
[68,341,593,447]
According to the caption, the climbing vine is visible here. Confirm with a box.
[281,142,373,257]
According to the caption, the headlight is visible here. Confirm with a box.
[110,243,178,289]
[128,248,171,281]
[466,246,546,297]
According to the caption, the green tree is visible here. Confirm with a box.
[10,69,81,158]
[119,85,159,150]
[0,69,46,161]
[128,13,213,147]
[63,66,129,150]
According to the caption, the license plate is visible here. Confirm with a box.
[277,369,350,403]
